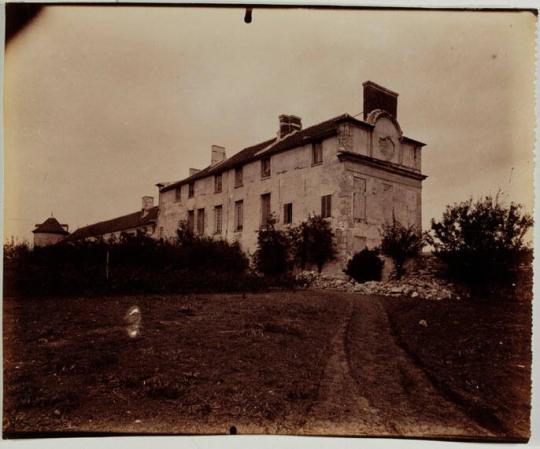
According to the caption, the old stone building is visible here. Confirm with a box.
[32,216,69,247]
[156,81,427,269]
[63,196,158,243]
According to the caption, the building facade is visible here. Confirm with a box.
[156,81,427,269]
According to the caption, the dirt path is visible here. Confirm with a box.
[301,294,493,438]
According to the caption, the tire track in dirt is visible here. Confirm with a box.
[298,295,392,436]
[345,295,494,439]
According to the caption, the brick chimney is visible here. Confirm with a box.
[278,114,302,138]
[211,145,226,165]
[363,81,399,120]
[142,196,154,216]
[189,168,201,176]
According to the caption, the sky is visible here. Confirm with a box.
[3,6,536,243]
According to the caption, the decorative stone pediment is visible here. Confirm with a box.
[365,109,403,140]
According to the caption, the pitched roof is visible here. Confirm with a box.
[161,113,425,193]
[33,217,69,235]
[62,206,159,242]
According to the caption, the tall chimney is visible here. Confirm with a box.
[211,145,226,165]
[363,81,399,120]
[189,168,201,176]
[142,196,154,215]
[278,114,302,138]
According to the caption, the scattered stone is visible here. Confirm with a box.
[419,319,428,327]
[295,257,468,300]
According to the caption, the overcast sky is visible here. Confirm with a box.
[3,6,536,242]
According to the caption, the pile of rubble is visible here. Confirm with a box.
[297,268,469,301]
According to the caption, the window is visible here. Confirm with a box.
[187,210,195,233]
[214,205,223,234]
[214,174,222,193]
[197,208,205,235]
[321,194,332,218]
[261,157,271,178]
[175,186,181,201]
[353,177,367,221]
[261,193,271,225]
[234,167,243,188]
[235,200,244,231]
[283,203,293,224]
[188,182,195,198]
[312,141,323,165]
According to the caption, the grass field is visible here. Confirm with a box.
[382,296,532,439]
[3,290,532,439]
[3,291,348,435]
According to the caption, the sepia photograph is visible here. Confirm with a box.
[2,3,536,443]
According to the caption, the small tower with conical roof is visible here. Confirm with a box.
[32,216,69,247]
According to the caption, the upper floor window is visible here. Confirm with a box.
[321,194,332,218]
[188,182,195,198]
[175,186,182,202]
[234,167,243,188]
[214,173,223,193]
[283,203,293,224]
[312,141,323,165]
[261,157,271,178]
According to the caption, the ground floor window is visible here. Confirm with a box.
[321,194,332,218]
[235,200,244,231]
[283,202,293,224]
[261,193,271,225]
[197,208,205,235]
[187,210,195,233]
[214,205,223,234]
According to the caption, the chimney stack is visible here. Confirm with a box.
[211,145,226,165]
[142,196,154,215]
[278,114,302,138]
[189,168,201,176]
[363,81,399,121]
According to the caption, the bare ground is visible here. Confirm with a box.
[2,291,530,440]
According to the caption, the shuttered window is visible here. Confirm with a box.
[312,141,323,165]
[353,177,367,221]
[321,194,332,218]
[214,205,223,234]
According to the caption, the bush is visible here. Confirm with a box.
[344,249,384,283]
[3,225,251,297]
[254,215,291,276]
[379,220,424,279]
[428,195,533,289]
[289,215,337,273]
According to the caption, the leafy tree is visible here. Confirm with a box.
[289,214,337,273]
[254,215,291,276]
[428,195,533,287]
[379,220,424,279]
[344,249,384,283]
